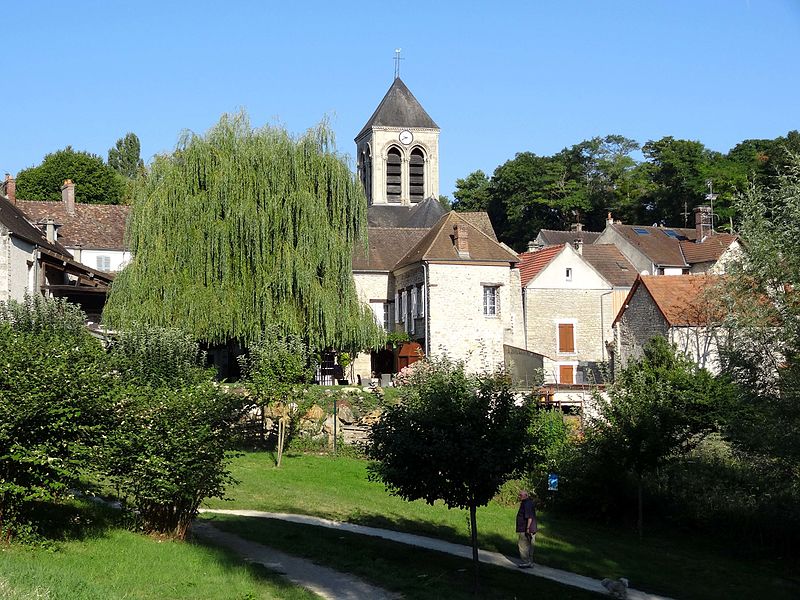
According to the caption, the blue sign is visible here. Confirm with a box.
[548,473,559,491]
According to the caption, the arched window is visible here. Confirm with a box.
[386,146,402,203]
[409,147,425,203]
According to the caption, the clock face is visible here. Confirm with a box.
[399,130,413,145]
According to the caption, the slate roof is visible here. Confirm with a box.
[352,228,429,272]
[607,224,697,267]
[16,200,130,251]
[457,212,497,241]
[582,244,637,287]
[680,233,738,264]
[536,229,601,246]
[614,274,724,327]
[367,198,446,229]
[395,211,517,269]
[517,245,565,287]
[0,193,70,255]
[356,77,439,140]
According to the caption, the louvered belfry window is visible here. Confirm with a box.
[386,147,402,203]
[409,148,425,203]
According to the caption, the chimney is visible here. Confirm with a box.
[573,238,583,255]
[61,179,76,216]
[42,217,59,243]
[453,223,470,258]
[527,240,538,253]
[694,205,712,241]
[4,174,16,203]
[571,222,583,232]
[606,212,614,226]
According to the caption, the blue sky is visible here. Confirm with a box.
[2,1,798,199]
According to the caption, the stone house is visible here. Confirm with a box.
[517,241,636,384]
[612,274,726,374]
[8,177,131,273]
[352,209,524,382]
[0,187,113,317]
[595,208,740,276]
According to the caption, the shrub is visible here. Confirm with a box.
[103,326,247,538]
[0,296,108,541]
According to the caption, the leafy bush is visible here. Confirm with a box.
[0,296,108,541]
[103,326,247,538]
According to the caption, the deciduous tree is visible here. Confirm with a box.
[366,358,533,589]
[16,146,125,204]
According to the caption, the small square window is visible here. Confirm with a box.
[96,255,111,271]
[565,268,572,281]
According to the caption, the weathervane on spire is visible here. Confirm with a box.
[393,48,404,79]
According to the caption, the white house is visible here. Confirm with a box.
[518,241,636,384]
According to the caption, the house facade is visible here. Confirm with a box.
[518,242,636,384]
[613,274,726,374]
[8,177,131,273]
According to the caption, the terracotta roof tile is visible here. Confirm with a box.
[610,224,696,267]
[680,233,738,264]
[618,274,725,327]
[17,200,130,251]
[537,229,601,246]
[395,211,517,269]
[0,194,69,255]
[352,228,429,271]
[582,244,637,287]
[517,245,565,287]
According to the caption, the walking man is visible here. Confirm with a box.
[516,490,537,568]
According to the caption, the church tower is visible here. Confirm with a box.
[355,77,440,206]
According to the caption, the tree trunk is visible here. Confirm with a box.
[276,418,285,468]
[469,504,480,595]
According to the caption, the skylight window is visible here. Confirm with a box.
[663,229,681,239]
[633,227,650,235]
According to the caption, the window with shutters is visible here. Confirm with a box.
[559,364,575,384]
[409,147,425,203]
[557,322,575,354]
[96,255,111,271]
[418,284,425,317]
[386,146,402,203]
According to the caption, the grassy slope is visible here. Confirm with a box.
[206,452,800,600]
[0,516,317,600]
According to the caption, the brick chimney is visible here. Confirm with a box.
[694,205,712,241]
[61,179,76,216]
[3,174,16,203]
[452,223,470,258]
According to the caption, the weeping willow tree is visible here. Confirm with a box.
[104,112,384,351]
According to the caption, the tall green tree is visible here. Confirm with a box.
[108,132,145,179]
[104,112,383,351]
[451,169,491,212]
[587,336,732,537]
[367,358,533,590]
[720,154,800,469]
[16,147,125,204]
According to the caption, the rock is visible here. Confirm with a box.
[337,405,356,424]
[360,409,383,426]
[304,404,324,421]
[323,415,344,434]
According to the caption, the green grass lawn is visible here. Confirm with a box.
[206,451,800,600]
[0,501,317,600]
